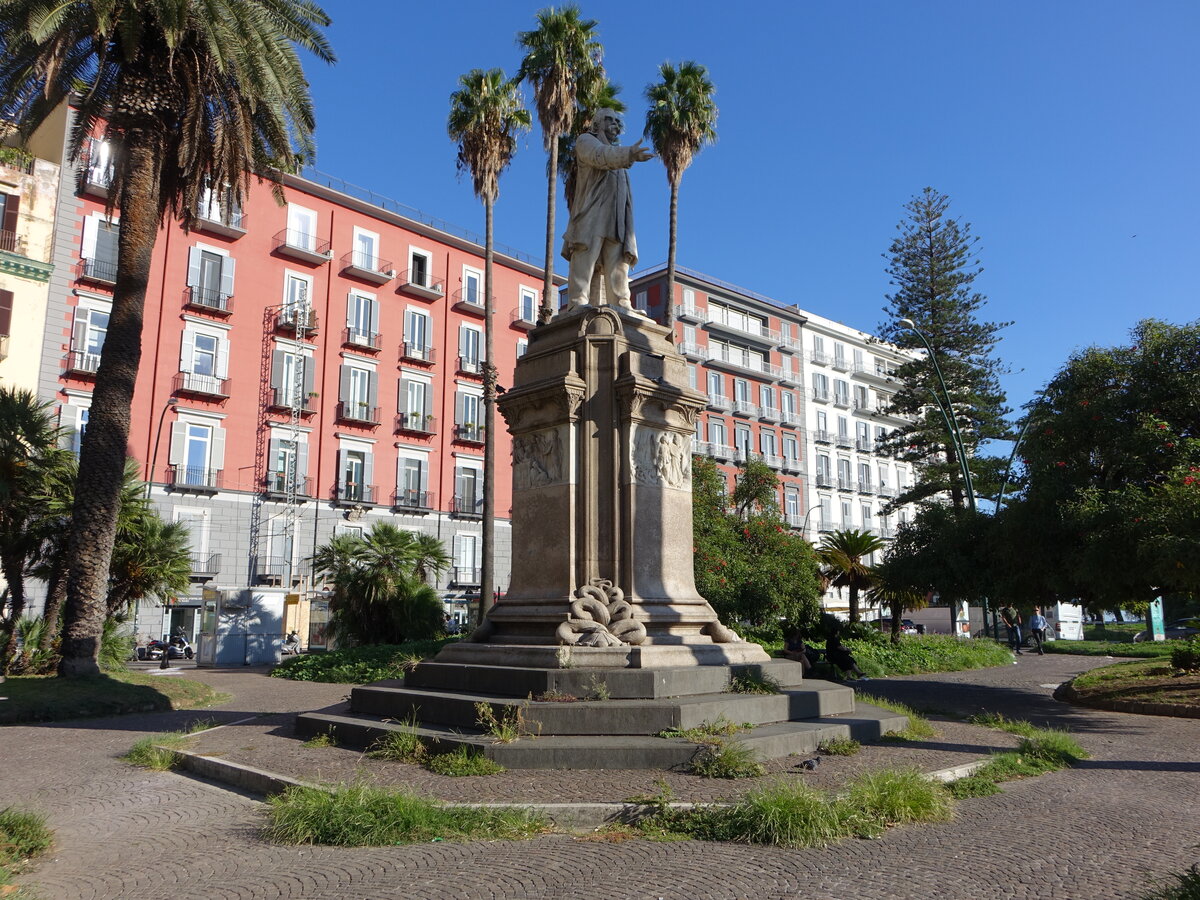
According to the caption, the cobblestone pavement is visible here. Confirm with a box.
[5,654,1199,899]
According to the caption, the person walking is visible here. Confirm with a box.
[1000,604,1023,655]
[1028,606,1048,655]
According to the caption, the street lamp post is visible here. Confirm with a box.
[897,319,995,639]
[147,397,179,500]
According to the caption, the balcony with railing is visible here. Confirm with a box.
[0,335,7,361]
[733,399,758,418]
[457,355,484,377]
[810,349,831,366]
[167,465,222,493]
[0,229,25,256]
[831,356,851,373]
[399,269,444,300]
[333,482,377,505]
[188,551,221,580]
[275,308,319,335]
[815,473,834,489]
[64,348,102,375]
[273,229,332,264]
[858,480,874,495]
[451,495,483,518]
[453,423,485,445]
[194,200,246,239]
[263,471,313,499]
[878,526,896,540]
[400,341,436,364]
[183,285,232,315]
[837,477,856,493]
[781,410,803,428]
[778,333,802,354]
[706,343,777,379]
[707,394,732,413]
[758,405,780,423]
[777,366,799,386]
[452,566,481,585]
[811,388,830,403]
[452,286,486,315]
[813,429,833,444]
[781,455,805,475]
[267,388,316,415]
[340,251,395,285]
[392,489,434,512]
[853,398,873,413]
[678,341,708,360]
[760,454,784,470]
[342,327,381,352]
[832,393,851,409]
[173,371,229,399]
[675,302,709,323]
[834,433,854,449]
[78,256,117,286]
[395,411,436,436]
[336,401,380,425]
[510,307,537,331]
[856,437,874,453]
[705,315,778,348]
[877,485,897,499]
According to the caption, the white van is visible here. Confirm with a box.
[1043,602,1085,641]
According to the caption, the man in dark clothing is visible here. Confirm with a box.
[1000,605,1023,654]
[825,632,867,680]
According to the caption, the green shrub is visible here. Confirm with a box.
[847,634,1012,676]
[270,639,457,683]
[1043,640,1174,658]
[303,729,337,749]
[423,747,505,776]
[99,617,132,673]
[366,727,427,764]
[728,670,782,695]
[689,740,766,779]
[265,784,541,845]
[0,807,52,860]
[1140,865,1200,900]
[1018,730,1088,767]
[1170,639,1200,672]
[712,781,855,848]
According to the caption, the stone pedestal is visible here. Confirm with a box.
[438,304,768,668]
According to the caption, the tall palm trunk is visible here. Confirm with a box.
[848,585,860,623]
[0,549,26,669]
[539,136,558,324]
[59,137,162,676]
[665,178,679,334]
[38,559,67,652]
[478,198,496,629]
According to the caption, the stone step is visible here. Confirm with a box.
[348,679,855,736]
[404,659,806,700]
[294,700,909,771]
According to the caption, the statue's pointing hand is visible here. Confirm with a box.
[630,139,654,163]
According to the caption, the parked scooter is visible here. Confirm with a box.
[146,634,194,660]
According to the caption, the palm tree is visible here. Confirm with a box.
[448,69,530,631]
[517,5,603,324]
[106,516,192,618]
[818,529,885,623]
[643,61,718,332]
[0,0,334,676]
[868,564,927,644]
[410,533,451,586]
[0,389,62,669]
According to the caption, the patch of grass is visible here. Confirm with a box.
[657,715,751,741]
[0,672,226,725]
[1043,639,1175,658]
[857,693,937,740]
[122,718,218,770]
[967,711,1039,738]
[270,639,458,683]
[423,747,505,777]
[0,806,52,896]
[474,702,535,743]
[1139,865,1200,900]
[366,721,427,764]
[818,737,861,756]
[531,689,578,703]
[303,729,338,749]
[1018,730,1088,767]
[946,719,1088,798]
[842,768,953,833]
[1083,623,1146,643]
[689,740,766,779]
[1066,657,1200,713]
[265,783,543,845]
[944,771,1003,799]
[846,634,1013,676]
[728,670,782,695]
[585,675,611,701]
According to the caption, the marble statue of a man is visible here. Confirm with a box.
[561,110,654,309]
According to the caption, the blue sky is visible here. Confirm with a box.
[304,1,1199,417]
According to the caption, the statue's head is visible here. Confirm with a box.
[590,110,623,143]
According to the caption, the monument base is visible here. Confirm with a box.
[434,639,771,669]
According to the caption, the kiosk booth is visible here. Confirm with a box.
[196,586,290,667]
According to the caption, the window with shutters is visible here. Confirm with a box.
[84,137,113,189]
[453,467,481,517]
[338,364,377,424]
[0,193,20,256]
[516,338,528,358]
[854,384,869,411]
[396,455,430,509]
[196,181,244,231]
[461,266,482,307]
[65,404,89,455]
[833,379,850,407]
[458,325,483,375]
[344,290,379,349]
[709,419,726,450]
[185,245,235,313]
[266,434,309,496]
[168,418,225,490]
[858,462,872,492]
[812,371,829,401]
[339,448,371,503]
[0,289,12,361]
[403,308,433,361]
[706,371,723,401]
[269,346,314,411]
[452,533,480,583]
[397,374,433,434]
[178,326,229,396]
[760,429,778,461]
[352,228,380,271]
[518,286,537,323]
[781,390,795,417]
[286,204,318,252]
[455,391,483,442]
[856,421,871,452]
[67,303,110,374]
[837,457,852,491]
[819,496,831,530]
[783,434,799,464]
[280,271,316,332]
[734,425,752,458]
[784,491,801,524]
[80,215,119,284]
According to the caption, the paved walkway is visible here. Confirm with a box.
[4,654,1198,899]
